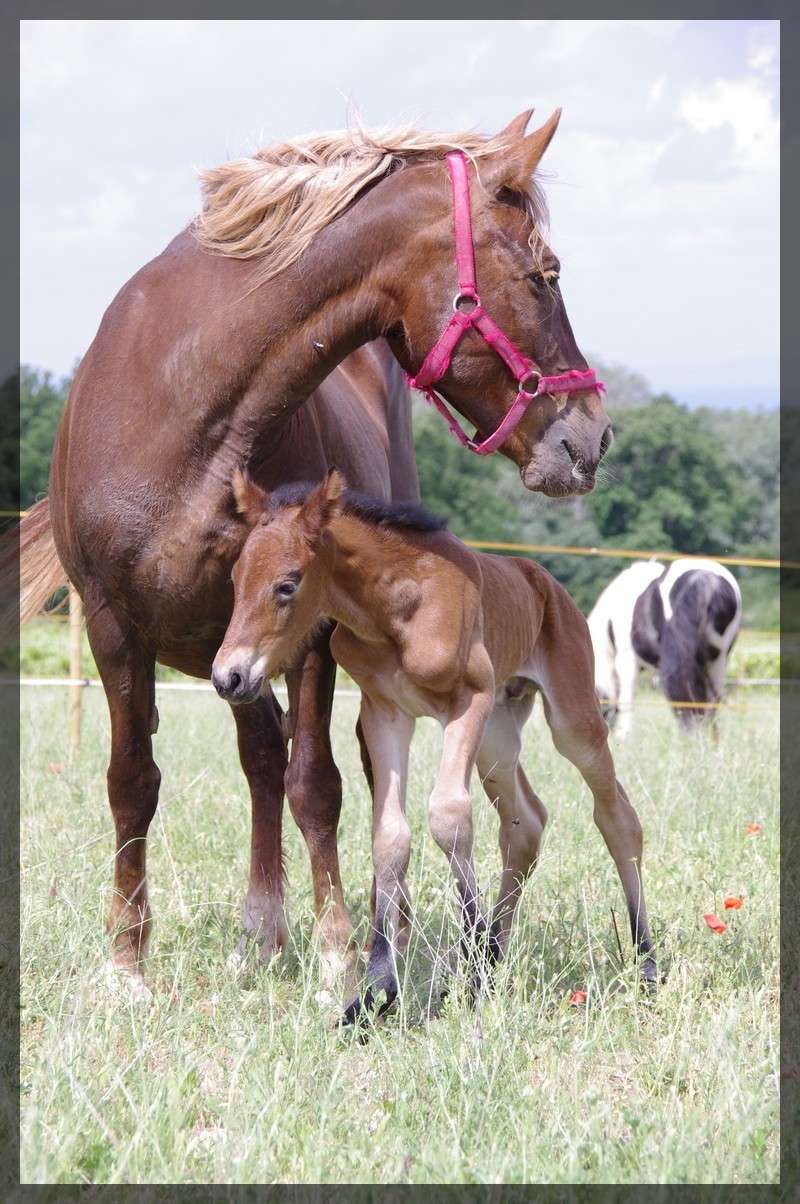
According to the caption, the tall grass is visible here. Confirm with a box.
[20,686,778,1184]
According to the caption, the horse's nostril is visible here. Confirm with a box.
[599,424,614,459]
[229,671,242,694]
[561,439,580,466]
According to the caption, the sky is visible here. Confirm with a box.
[21,19,779,409]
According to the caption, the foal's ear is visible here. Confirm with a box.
[232,467,267,526]
[484,108,562,193]
[298,468,346,548]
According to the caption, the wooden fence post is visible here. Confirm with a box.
[68,583,83,752]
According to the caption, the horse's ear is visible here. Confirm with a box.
[298,468,346,547]
[232,467,267,526]
[484,108,562,193]
[497,109,535,143]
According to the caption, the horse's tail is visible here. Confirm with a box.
[0,497,69,645]
[660,570,719,724]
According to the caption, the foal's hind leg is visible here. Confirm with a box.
[85,600,160,982]
[476,692,547,959]
[231,690,289,962]
[534,645,656,984]
[284,629,353,977]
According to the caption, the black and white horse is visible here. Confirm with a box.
[588,559,742,738]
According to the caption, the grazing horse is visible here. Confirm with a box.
[588,558,742,738]
[213,470,655,1020]
[14,111,613,990]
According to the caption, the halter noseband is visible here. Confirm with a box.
[405,151,604,456]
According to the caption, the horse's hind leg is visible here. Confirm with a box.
[85,600,160,982]
[534,640,656,984]
[231,690,289,961]
[476,692,547,960]
[284,630,353,978]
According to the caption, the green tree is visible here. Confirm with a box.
[413,406,522,542]
[590,394,760,556]
[20,365,72,508]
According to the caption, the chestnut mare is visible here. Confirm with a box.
[214,471,656,1020]
[17,110,613,990]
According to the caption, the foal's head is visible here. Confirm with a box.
[212,470,345,703]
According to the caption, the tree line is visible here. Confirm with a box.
[18,357,779,625]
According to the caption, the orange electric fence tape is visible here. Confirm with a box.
[463,538,790,570]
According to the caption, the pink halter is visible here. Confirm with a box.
[406,151,604,456]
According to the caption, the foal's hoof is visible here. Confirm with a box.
[340,980,398,1029]
[640,958,660,994]
[99,960,153,1005]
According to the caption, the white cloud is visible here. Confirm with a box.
[648,76,666,108]
[678,76,778,172]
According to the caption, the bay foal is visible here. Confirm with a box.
[213,470,656,1017]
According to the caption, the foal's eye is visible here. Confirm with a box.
[274,579,299,602]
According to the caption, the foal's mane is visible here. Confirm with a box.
[193,122,549,287]
[267,481,448,535]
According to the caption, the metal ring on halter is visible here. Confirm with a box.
[518,368,541,394]
[452,291,480,313]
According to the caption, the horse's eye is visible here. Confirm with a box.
[274,579,298,602]
[528,271,559,289]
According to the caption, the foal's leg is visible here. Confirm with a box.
[86,601,160,982]
[231,690,289,961]
[356,714,413,953]
[534,640,656,983]
[284,629,353,973]
[343,697,414,1023]
[428,688,494,961]
[476,693,547,959]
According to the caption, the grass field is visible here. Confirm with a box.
[20,681,779,1185]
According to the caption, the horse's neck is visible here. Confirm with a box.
[224,187,407,446]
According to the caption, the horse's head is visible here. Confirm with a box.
[211,470,343,703]
[387,110,611,497]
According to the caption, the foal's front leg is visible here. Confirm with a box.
[343,697,414,1024]
[428,687,494,974]
[285,629,354,979]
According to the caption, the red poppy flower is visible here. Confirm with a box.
[724,896,743,910]
[745,823,762,835]
[569,989,587,1006]
[704,913,727,934]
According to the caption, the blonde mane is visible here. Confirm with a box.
[193,123,549,287]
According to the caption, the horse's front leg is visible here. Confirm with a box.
[428,686,495,976]
[284,627,353,979]
[231,689,289,962]
[343,696,414,1025]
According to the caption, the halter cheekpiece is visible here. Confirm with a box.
[405,151,604,456]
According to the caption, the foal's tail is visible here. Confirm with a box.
[0,497,69,647]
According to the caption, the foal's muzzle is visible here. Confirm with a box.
[211,659,264,704]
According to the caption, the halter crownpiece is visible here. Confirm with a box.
[406,151,604,456]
